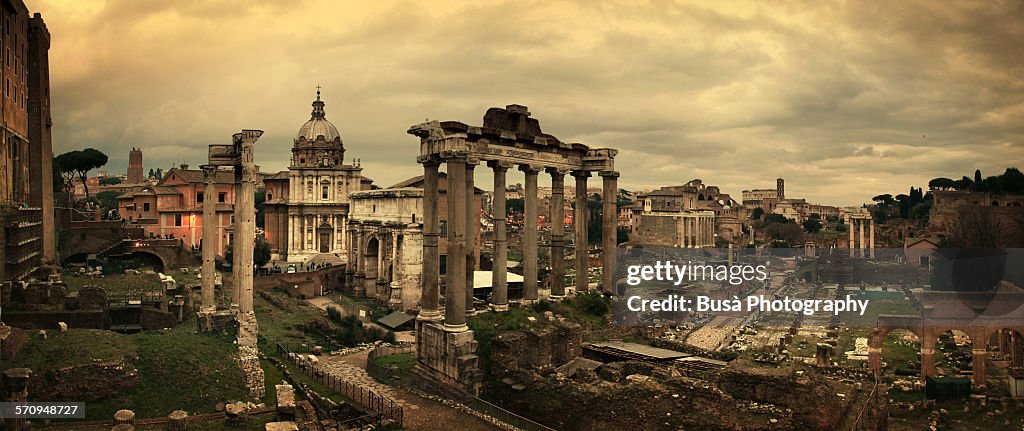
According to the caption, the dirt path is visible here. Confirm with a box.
[317,352,501,431]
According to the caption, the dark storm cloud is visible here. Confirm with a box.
[35,0,1024,205]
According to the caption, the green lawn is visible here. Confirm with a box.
[62,267,202,296]
[8,322,249,421]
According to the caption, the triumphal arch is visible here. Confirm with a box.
[407,104,620,394]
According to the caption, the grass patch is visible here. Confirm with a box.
[84,325,249,420]
[368,353,415,386]
[61,267,203,296]
[253,290,329,356]
[6,329,136,370]
[10,322,249,421]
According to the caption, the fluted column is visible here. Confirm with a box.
[521,164,540,302]
[200,165,218,311]
[444,153,469,331]
[600,171,619,295]
[572,171,590,293]
[234,130,260,314]
[489,161,511,311]
[548,168,567,299]
[231,168,243,307]
[418,156,442,320]
[465,159,479,316]
[849,217,855,258]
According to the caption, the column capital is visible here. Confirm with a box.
[487,160,514,171]
[518,164,542,174]
[545,167,570,177]
[417,155,441,167]
[599,170,620,179]
[466,157,481,168]
[201,164,218,179]
[439,150,470,162]
[571,170,592,179]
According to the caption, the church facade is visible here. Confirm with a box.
[263,91,373,263]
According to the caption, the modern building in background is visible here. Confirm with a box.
[1,1,54,283]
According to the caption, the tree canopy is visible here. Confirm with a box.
[55,148,109,198]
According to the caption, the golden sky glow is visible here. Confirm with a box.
[34,0,1024,205]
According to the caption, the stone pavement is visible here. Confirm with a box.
[315,351,502,431]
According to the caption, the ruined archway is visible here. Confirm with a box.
[988,328,1024,368]
[364,236,380,282]
[128,251,167,273]
[934,329,973,378]
[882,329,922,376]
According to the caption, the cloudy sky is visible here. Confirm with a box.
[36,0,1023,206]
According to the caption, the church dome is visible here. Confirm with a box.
[296,90,341,142]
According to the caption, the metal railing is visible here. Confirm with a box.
[277,343,404,427]
[464,396,556,431]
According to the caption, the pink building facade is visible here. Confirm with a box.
[117,168,238,256]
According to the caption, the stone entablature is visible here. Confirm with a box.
[347,188,425,310]
[408,104,621,397]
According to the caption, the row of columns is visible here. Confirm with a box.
[848,216,875,258]
[678,213,714,248]
[417,153,619,332]
[287,213,348,253]
[199,132,259,315]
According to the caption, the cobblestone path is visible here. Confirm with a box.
[316,351,501,431]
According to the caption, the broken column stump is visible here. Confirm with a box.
[167,410,188,431]
[113,409,136,427]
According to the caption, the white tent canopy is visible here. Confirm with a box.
[473,270,524,289]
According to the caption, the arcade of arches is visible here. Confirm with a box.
[869,318,1024,384]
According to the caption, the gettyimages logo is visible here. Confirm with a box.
[610,246,1024,328]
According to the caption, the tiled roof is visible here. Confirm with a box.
[162,168,236,185]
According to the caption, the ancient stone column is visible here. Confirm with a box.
[418,156,441,320]
[521,165,540,302]
[868,331,882,375]
[972,347,987,385]
[869,219,875,259]
[489,161,510,311]
[1013,331,1024,367]
[849,217,855,258]
[353,226,365,296]
[113,410,136,427]
[2,368,31,431]
[600,171,619,295]
[200,165,218,311]
[376,230,387,299]
[231,169,243,307]
[465,159,478,316]
[167,410,188,431]
[548,168,567,299]
[234,130,260,314]
[444,153,469,331]
[572,171,590,293]
[858,217,865,258]
[389,228,401,307]
[697,217,704,247]
[920,336,935,381]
